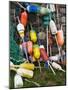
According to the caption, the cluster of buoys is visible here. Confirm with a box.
[26,4,51,14]
[10,3,66,88]
[49,19,64,46]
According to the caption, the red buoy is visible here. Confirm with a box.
[20,11,28,27]
[40,45,48,61]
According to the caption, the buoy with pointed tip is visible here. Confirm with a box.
[49,20,57,35]
[26,4,40,13]
[57,28,64,46]
[33,45,40,60]
[51,62,65,72]
[11,63,35,70]
[27,41,33,55]
[17,21,25,39]
[30,30,37,43]
[20,11,28,27]
[17,68,34,78]
[49,54,60,61]
[40,45,48,61]
[14,74,23,88]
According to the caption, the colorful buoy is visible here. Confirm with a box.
[30,30,37,43]
[49,20,57,35]
[57,30,64,46]
[49,54,60,61]
[33,45,40,60]
[20,11,28,27]
[27,41,33,55]
[40,45,48,61]
[14,74,23,88]
[26,4,40,13]
[51,62,65,72]
[17,68,34,78]
[17,23,25,39]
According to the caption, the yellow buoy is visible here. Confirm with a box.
[33,45,40,59]
[30,30,37,43]
[11,63,35,70]
[20,63,35,70]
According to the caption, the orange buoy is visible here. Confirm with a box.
[20,11,28,27]
[57,30,64,46]
[27,41,33,55]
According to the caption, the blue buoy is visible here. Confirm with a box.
[26,4,40,13]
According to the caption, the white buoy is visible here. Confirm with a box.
[49,54,60,61]
[17,68,34,78]
[17,23,25,31]
[17,17,25,39]
[14,74,23,88]
[49,20,57,35]
[51,62,65,72]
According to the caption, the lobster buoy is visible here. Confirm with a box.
[20,11,28,27]
[33,45,40,60]
[49,20,57,35]
[27,41,33,55]
[40,7,51,15]
[26,4,40,13]
[51,62,65,72]
[14,74,23,88]
[57,30,64,46]
[49,54,60,61]
[30,30,37,43]
[17,23,25,39]
[40,45,48,61]
[20,63,35,70]
[17,68,34,78]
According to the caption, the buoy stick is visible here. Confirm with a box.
[50,45,52,56]
[23,39,29,62]
[37,14,42,73]
[61,69,65,72]
[46,26,49,56]
[16,2,26,10]
[48,61,56,75]
[46,5,49,56]
[25,79,40,87]
[38,60,42,73]
[17,16,20,23]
